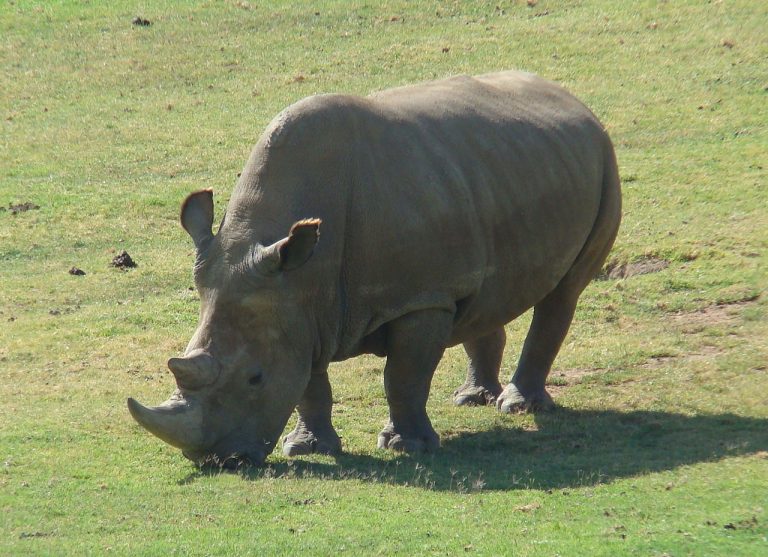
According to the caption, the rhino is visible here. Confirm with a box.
[128,70,621,467]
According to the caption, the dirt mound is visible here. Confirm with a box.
[111,251,137,269]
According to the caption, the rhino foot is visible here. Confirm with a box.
[282,424,341,457]
[377,422,440,453]
[453,383,502,407]
[496,383,555,414]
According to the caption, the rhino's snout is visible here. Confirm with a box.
[128,393,273,467]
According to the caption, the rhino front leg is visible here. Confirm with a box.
[453,327,505,406]
[378,309,453,453]
[497,289,578,413]
[283,369,342,457]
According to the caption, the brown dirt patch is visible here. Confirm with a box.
[601,257,669,280]
[515,502,542,513]
[641,356,676,369]
[668,296,759,333]
[641,345,724,370]
[546,384,568,398]
[550,367,602,385]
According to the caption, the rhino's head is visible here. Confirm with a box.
[128,190,320,467]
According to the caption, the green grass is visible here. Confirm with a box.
[1,0,767,555]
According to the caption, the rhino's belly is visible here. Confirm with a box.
[334,229,586,360]
[446,263,566,346]
[335,179,598,358]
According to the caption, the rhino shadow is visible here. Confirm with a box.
[181,408,768,491]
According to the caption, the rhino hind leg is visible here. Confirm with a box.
[496,240,612,414]
[283,370,342,457]
[498,158,621,414]
[496,288,576,414]
[377,309,453,453]
[453,328,505,406]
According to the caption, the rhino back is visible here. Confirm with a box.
[225,71,613,361]
[332,72,609,356]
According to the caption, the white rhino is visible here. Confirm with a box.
[128,71,621,466]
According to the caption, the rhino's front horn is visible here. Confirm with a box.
[167,349,220,390]
[127,395,205,450]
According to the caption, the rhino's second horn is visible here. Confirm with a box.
[167,349,220,390]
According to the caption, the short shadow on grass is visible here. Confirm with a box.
[181,408,768,491]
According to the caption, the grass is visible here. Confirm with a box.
[1,0,767,555]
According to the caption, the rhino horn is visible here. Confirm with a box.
[167,350,220,390]
[127,396,204,450]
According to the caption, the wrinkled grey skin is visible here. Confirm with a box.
[128,71,621,467]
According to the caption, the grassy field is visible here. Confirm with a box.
[2,0,767,554]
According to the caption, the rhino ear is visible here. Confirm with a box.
[259,219,321,273]
[180,189,214,250]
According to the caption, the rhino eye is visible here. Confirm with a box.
[248,373,263,386]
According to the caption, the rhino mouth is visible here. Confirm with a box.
[183,447,269,470]
[181,432,271,469]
